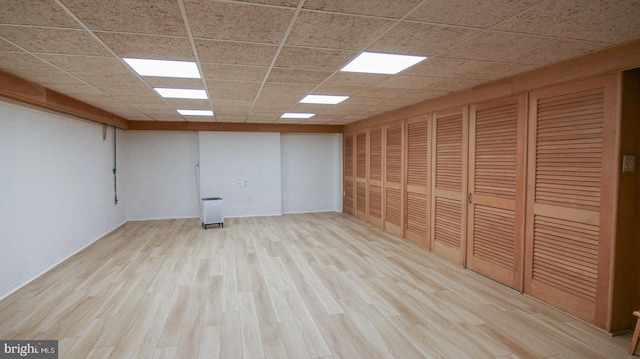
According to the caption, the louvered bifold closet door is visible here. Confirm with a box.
[368,127,383,227]
[404,115,430,249]
[431,108,468,265]
[344,133,355,215]
[467,95,526,290]
[355,131,368,221]
[384,121,404,237]
[525,76,619,329]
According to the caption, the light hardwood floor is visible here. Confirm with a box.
[0,212,633,358]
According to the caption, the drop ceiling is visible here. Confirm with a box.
[1,0,639,125]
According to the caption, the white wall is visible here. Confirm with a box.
[281,133,343,213]
[124,131,200,220]
[0,99,127,300]
[0,99,344,299]
[198,132,282,218]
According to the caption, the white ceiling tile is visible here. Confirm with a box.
[303,0,422,18]
[59,0,187,35]
[459,61,540,80]
[195,40,278,66]
[275,46,357,71]
[267,68,332,84]
[439,30,554,61]
[261,83,316,95]
[322,72,389,87]
[367,22,479,56]
[408,0,541,28]
[38,54,132,74]
[97,33,195,61]
[374,75,440,90]
[143,77,205,90]
[185,0,295,44]
[0,1,81,28]
[350,87,413,99]
[0,38,21,51]
[401,57,492,78]
[286,11,395,50]
[0,26,110,56]
[502,39,613,66]
[201,64,268,81]
[206,80,261,94]
[0,52,59,72]
[494,0,640,43]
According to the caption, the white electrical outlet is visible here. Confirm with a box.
[622,155,636,173]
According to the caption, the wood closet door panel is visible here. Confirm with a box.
[525,76,619,329]
[344,133,354,215]
[431,108,468,264]
[385,122,404,236]
[368,127,383,227]
[404,116,430,248]
[467,95,526,290]
[355,131,367,220]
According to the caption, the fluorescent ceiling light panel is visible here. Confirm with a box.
[341,52,427,75]
[300,95,349,105]
[123,58,201,78]
[177,109,214,116]
[154,88,208,99]
[281,113,315,119]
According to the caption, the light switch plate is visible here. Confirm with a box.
[622,155,636,172]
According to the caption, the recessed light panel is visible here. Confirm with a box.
[154,88,208,99]
[281,113,315,119]
[300,95,349,105]
[177,109,214,116]
[341,52,427,75]
[123,58,201,78]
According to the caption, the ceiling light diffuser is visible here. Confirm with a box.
[300,95,349,105]
[340,52,427,75]
[281,113,315,119]
[177,109,214,116]
[154,88,208,99]
[123,58,201,78]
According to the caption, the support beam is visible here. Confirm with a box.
[128,121,343,133]
[0,71,129,129]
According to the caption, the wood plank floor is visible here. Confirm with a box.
[0,212,633,358]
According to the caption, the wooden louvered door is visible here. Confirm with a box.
[355,131,368,221]
[384,121,404,236]
[430,107,468,265]
[368,127,383,227]
[525,76,619,328]
[466,95,526,290]
[343,133,355,215]
[404,115,431,249]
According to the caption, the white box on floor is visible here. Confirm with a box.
[201,197,223,229]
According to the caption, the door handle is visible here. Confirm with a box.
[468,193,472,204]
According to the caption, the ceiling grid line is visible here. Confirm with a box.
[1,0,638,125]
[52,0,186,121]
[247,0,307,123]
[276,0,441,124]
[0,31,109,98]
[177,0,217,122]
